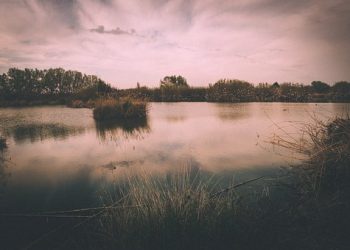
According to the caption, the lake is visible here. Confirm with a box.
[0,102,349,214]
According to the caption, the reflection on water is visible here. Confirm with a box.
[0,102,349,215]
[95,118,150,142]
[164,115,187,122]
[215,103,251,121]
[0,106,94,144]
[100,160,144,170]
[1,123,85,143]
[0,143,10,198]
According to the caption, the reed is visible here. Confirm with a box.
[269,115,350,195]
[92,167,265,250]
[266,115,350,249]
[93,99,147,121]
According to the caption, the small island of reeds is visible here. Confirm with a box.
[93,99,148,121]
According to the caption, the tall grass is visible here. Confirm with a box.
[88,168,269,250]
[267,115,350,249]
[93,99,148,121]
[269,115,350,195]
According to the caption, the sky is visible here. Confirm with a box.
[0,0,349,88]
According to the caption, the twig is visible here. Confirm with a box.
[34,204,143,215]
[0,213,91,218]
[72,193,130,229]
[23,194,131,250]
[210,176,265,198]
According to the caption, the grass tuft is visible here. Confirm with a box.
[92,168,256,250]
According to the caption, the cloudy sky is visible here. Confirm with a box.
[0,0,349,87]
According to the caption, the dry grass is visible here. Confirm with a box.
[265,115,350,249]
[85,167,269,250]
[268,115,350,195]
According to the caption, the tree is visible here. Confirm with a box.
[332,81,350,101]
[311,81,330,93]
[272,82,280,88]
[96,79,112,94]
[160,75,188,88]
[0,67,110,103]
[208,79,255,102]
[333,81,350,93]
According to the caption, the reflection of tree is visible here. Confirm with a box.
[165,115,187,123]
[1,123,85,143]
[0,138,9,197]
[215,104,251,121]
[0,137,6,151]
[95,117,150,142]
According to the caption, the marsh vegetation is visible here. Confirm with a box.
[1,68,350,108]
[93,99,148,121]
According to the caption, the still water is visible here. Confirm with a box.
[0,102,349,213]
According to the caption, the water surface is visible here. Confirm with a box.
[0,102,349,213]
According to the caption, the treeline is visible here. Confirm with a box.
[0,68,111,106]
[1,69,350,106]
[118,77,350,103]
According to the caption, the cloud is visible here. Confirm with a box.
[90,25,137,36]
[0,0,349,87]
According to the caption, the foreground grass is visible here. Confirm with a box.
[99,170,244,250]
[93,99,148,121]
[66,169,273,250]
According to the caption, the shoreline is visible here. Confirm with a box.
[1,100,349,108]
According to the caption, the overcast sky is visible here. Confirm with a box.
[0,0,349,87]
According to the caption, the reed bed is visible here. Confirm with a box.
[93,99,148,121]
